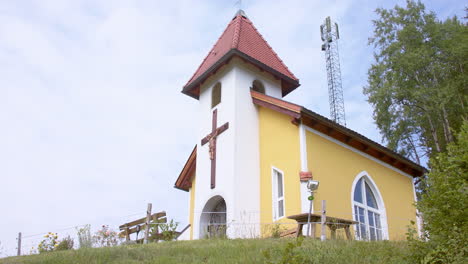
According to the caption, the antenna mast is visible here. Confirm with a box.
[320,16,346,126]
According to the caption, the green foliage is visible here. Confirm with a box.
[37,232,59,253]
[409,121,468,263]
[150,219,180,242]
[270,224,285,239]
[263,236,310,264]
[2,239,415,264]
[76,224,92,249]
[364,0,468,162]
[55,236,74,251]
[93,225,120,247]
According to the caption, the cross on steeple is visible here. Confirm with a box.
[201,109,229,189]
[235,0,243,10]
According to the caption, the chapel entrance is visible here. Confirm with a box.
[200,195,227,238]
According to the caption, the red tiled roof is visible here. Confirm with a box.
[182,11,299,99]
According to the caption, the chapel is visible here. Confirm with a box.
[174,10,424,241]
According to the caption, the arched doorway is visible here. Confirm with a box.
[200,195,227,238]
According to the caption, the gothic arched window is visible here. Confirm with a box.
[212,82,221,108]
[252,80,265,94]
[352,174,387,241]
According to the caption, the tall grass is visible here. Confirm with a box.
[1,238,412,264]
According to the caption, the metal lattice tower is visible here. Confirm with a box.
[320,16,346,126]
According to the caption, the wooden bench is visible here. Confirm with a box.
[279,228,298,238]
[119,211,167,242]
[287,213,358,240]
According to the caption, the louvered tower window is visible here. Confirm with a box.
[212,82,221,108]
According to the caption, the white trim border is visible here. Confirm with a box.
[271,166,286,221]
[299,123,308,171]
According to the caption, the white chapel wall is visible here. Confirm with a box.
[191,58,285,239]
[236,59,283,98]
[231,59,262,238]
[193,64,237,239]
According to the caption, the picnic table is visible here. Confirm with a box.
[287,213,358,240]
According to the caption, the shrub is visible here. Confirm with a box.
[149,219,179,242]
[93,225,120,247]
[159,219,179,241]
[38,232,58,253]
[76,224,92,249]
[410,121,468,263]
[56,236,74,251]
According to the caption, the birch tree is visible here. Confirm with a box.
[364,0,467,163]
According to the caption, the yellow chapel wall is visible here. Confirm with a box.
[258,107,302,236]
[306,130,417,240]
[189,177,196,240]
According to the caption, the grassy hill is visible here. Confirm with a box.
[1,238,412,264]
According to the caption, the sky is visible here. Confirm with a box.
[0,0,465,257]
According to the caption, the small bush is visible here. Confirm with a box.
[408,121,468,263]
[38,232,58,253]
[159,219,179,241]
[149,219,180,242]
[93,225,120,247]
[55,236,74,251]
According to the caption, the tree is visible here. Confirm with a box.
[364,0,467,163]
[411,121,468,263]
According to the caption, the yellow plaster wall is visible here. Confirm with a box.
[306,131,417,240]
[189,177,196,240]
[258,107,302,236]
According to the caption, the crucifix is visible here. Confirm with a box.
[235,0,243,9]
[201,109,229,189]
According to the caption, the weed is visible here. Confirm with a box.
[76,224,92,249]
[263,236,311,264]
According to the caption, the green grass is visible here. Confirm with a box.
[1,238,412,264]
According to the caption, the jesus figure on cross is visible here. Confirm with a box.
[201,109,229,189]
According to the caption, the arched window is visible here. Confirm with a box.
[352,174,386,241]
[212,82,221,108]
[251,80,265,94]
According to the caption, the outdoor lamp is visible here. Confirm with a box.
[306,179,319,237]
[307,179,320,192]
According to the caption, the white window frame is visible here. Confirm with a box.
[351,171,389,241]
[272,167,285,221]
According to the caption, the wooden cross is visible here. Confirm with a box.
[201,109,229,189]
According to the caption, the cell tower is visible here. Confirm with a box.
[320,16,346,126]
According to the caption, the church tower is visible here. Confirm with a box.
[176,10,300,239]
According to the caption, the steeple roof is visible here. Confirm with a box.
[182,10,300,99]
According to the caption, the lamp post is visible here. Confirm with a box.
[306,179,319,237]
